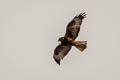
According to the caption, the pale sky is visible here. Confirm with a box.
[0,0,120,80]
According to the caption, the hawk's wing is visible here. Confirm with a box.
[53,43,72,65]
[65,13,86,40]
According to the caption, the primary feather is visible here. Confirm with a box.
[53,43,71,65]
[65,12,86,40]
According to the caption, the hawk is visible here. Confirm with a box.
[53,12,87,65]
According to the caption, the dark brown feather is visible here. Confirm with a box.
[65,13,86,40]
[53,43,72,65]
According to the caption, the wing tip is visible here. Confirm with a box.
[55,59,61,65]
[75,12,87,19]
[53,55,61,65]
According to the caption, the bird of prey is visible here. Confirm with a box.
[53,12,87,65]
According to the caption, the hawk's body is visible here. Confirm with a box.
[53,13,87,65]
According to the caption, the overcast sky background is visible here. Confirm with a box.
[0,0,120,80]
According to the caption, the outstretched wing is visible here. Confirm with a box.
[65,12,86,40]
[53,43,72,65]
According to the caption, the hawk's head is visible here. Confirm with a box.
[58,37,65,42]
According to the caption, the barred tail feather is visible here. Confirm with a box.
[74,41,87,52]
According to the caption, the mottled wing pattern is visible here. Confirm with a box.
[53,43,72,65]
[65,13,86,40]
[65,22,80,40]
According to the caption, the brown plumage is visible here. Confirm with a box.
[53,12,87,65]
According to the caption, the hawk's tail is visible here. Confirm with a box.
[74,41,87,52]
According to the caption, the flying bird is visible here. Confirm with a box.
[53,12,87,65]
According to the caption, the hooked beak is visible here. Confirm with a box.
[58,40,61,44]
